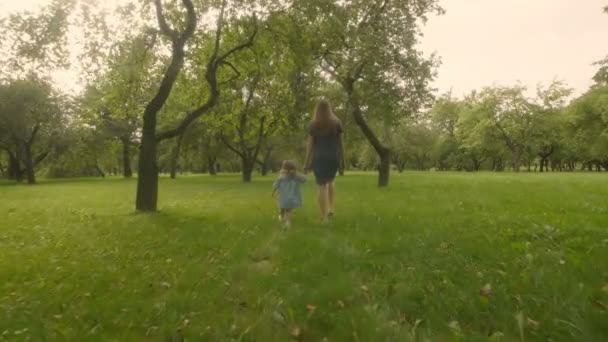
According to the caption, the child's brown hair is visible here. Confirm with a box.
[280,160,297,177]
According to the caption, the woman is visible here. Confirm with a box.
[304,99,345,223]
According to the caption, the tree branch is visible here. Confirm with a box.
[27,123,41,145]
[356,0,390,33]
[153,0,178,41]
[251,115,266,160]
[179,0,196,43]
[352,60,368,81]
[144,0,197,141]
[209,0,227,64]
[34,151,49,167]
[220,133,244,158]
[156,1,258,142]
[219,60,241,84]
[344,80,389,156]
[217,18,258,63]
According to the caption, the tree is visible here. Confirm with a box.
[566,85,608,170]
[296,0,441,186]
[593,58,608,86]
[430,95,464,170]
[81,32,159,178]
[455,100,497,172]
[533,81,573,172]
[0,77,63,184]
[134,0,257,211]
[0,0,73,79]
[465,86,538,172]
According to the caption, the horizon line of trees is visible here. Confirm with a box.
[0,0,606,212]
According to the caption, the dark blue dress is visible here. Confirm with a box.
[309,122,343,185]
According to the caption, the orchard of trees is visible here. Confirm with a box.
[1,1,607,211]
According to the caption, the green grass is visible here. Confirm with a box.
[1,172,607,341]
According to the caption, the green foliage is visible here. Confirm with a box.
[0,77,66,182]
[593,57,608,86]
[0,0,74,77]
[565,85,608,164]
[1,173,608,340]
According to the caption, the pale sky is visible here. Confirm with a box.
[421,0,608,96]
[1,0,607,96]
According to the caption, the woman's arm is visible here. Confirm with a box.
[338,134,346,173]
[304,136,314,173]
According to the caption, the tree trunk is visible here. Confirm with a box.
[170,134,184,180]
[8,152,20,181]
[208,156,217,175]
[258,148,272,176]
[512,148,522,173]
[95,163,106,178]
[345,79,390,187]
[121,138,133,178]
[23,144,36,185]
[540,158,546,172]
[473,157,483,171]
[396,159,406,173]
[378,150,390,187]
[242,158,254,183]
[135,115,158,212]
[260,161,269,176]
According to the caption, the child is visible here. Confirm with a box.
[272,160,306,228]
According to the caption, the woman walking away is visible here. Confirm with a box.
[304,99,345,223]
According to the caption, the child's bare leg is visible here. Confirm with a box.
[284,209,293,228]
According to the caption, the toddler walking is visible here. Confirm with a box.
[272,160,306,228]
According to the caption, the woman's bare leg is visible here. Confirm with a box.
[318,184,329,222]
[328,180,336,215]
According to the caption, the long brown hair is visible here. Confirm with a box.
[310,99,340,135]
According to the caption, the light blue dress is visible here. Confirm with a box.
[273,174,306,209]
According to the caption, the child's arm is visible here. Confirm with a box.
[295,173,307,183]
[272,179,280,196]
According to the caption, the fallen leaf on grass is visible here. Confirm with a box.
[160,281,171,289]
[272,311,286,325]
[306,304,317,318]
[398,312,408,324]
[526,317,540,329]
[480,283,492,298]
[336,300,345,308]
[448,320,461,332]
[289,325,301,338]
[360,285,369,292]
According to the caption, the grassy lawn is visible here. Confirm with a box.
[1,172,607,341]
